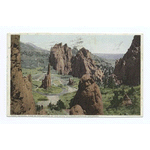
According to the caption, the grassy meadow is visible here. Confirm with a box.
[22,67,141,116]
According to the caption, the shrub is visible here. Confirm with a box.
[48,100,66,111]
[109,91,123,110]
[48,103,56,110]
[56,100,66,110]
[60,91,76,109]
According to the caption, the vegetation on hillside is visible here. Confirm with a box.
[20,42,49,69]
[101,85,140,115]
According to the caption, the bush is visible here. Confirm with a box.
[127,87,135,95]
[48,103,56,110]
[60,91,76,109]
[56,100,66,110]
[108,91,123,110]
[48,100,66,111]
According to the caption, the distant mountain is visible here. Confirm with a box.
[94,53,124,60]
[25,42,49,52]
[20,42,49,68]
[21,42,49,54]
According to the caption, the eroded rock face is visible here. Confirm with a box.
[70,74,104,115]
[11,35,36,115]
[71,48,103,82]
[49,43,72,75]
[109,74,123,86]
[114,35,141,86]
[40,63,51,89]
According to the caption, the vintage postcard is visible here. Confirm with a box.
[7,33,143,117]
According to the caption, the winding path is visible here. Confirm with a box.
[35,72,77,107]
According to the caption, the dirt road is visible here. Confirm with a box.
[36,72,77,107]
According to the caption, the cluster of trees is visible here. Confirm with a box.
[48,100,66,111]
[107,87,136,111]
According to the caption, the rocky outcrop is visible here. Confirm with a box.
[109,74,123,86]
[70,105,85,115]
[122,94,132,106]
[40,63,51,89]
[114,35,141,86]
[11,35,36,115]
[49,44,103,82]
[49,43,72,75]
[71,48,103,82]
[70,74,104,115]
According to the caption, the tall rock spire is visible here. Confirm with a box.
[11,35,36,115]
[40,63,51,89]
[47,63,51,75]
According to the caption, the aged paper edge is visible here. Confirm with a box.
[7,33,143,118]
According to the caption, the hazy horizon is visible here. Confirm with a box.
[20,34,134,54]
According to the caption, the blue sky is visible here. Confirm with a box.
[20,34,134,54]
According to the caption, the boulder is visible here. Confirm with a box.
[114,35,141,86]
[108,74,123,86]
[11,35,36,115]
[40,63,51,89]
[71,48,103,82]
[49,43,72,75]
[122,94,132,106]
[70,105,85,115]
[70,74,104,115]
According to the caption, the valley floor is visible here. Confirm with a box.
[23,67,78,115]
[22,67,141,116]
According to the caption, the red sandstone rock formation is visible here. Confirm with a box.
[40,63,51,89]
[49,44,103,82]
[70,74,104,115]
[49,43,72,75]
[109,74,123,86]
[71,48,103,82]
[114,35,141,86]
[11,35,36,115]
[70,105,85,115]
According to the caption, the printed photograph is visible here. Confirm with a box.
[9,34,142,116]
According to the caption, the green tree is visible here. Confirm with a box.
[109,91,123,110]
[56,100,66,110]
